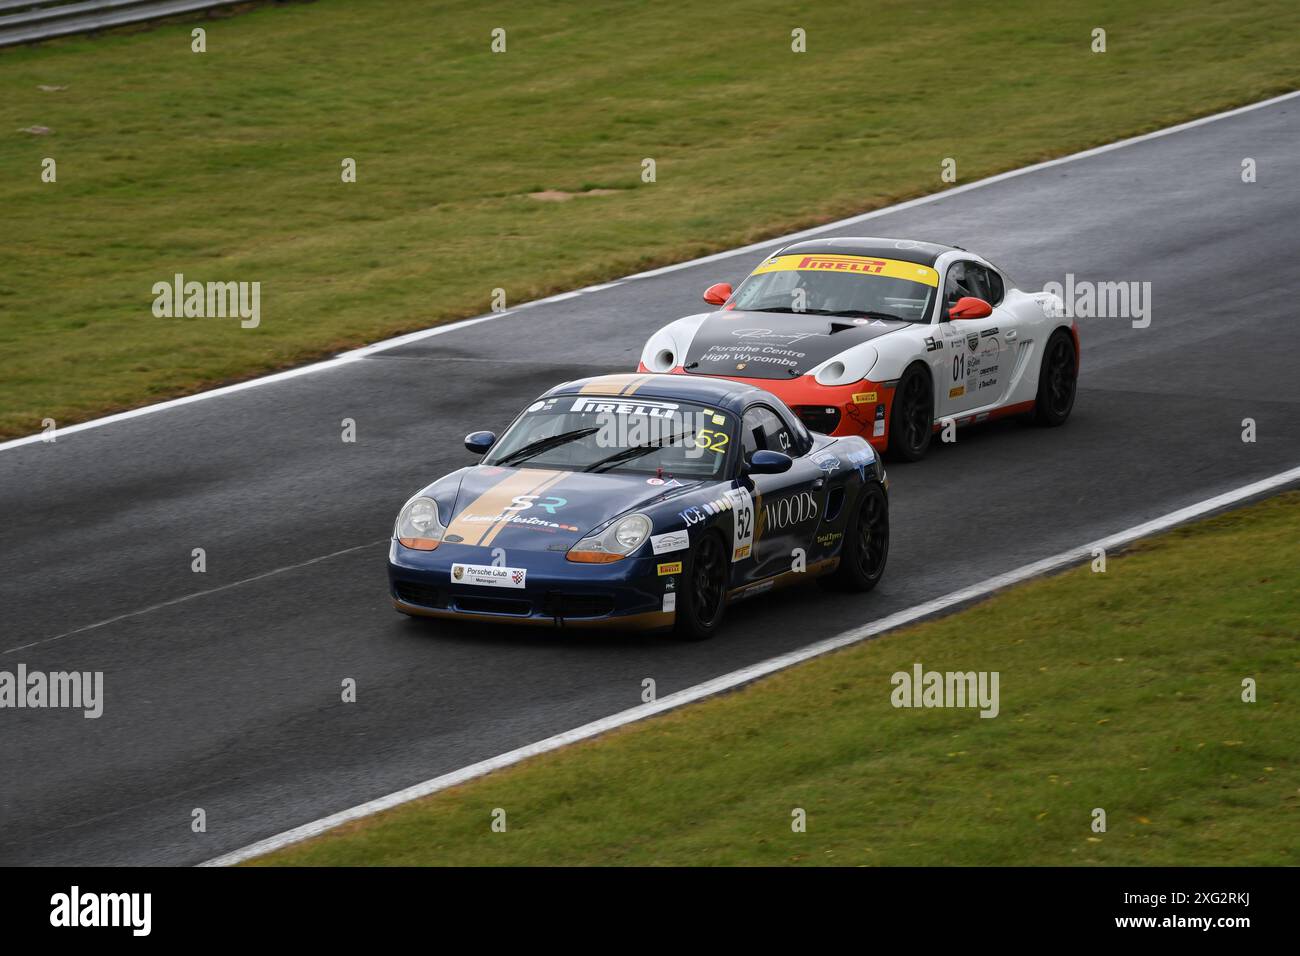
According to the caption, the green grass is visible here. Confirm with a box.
[2,0,1299,437]
[255,493,1300,866]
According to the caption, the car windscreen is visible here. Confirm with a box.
[483,395,734,479]
[731,253,938,322]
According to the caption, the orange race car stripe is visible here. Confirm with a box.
[477,469,570,549]
[444,468,565,547]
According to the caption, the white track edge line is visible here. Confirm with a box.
[6,88,1298,456]
[200,463,1300,866]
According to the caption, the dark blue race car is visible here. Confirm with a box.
[388,373,889,639]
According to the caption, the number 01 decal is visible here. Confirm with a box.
[726,487,754,561]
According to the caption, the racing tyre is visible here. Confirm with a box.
[1033,329,1077,426]
[886,364,933,462]
[674,530,728,641]
[823,481,889,592]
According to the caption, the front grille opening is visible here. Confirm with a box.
[543,593,615,619]
[394,581,447,608]
[454,595,533,616]
[794,405,841,434]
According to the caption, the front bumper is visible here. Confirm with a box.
[388,540,676,630]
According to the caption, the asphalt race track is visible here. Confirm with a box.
[2,98,1297,866]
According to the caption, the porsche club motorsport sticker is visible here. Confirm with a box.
[726,487,755,560]
[451,563,526,589]
[650,530,689,555]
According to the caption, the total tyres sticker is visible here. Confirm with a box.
[726,487,755,561]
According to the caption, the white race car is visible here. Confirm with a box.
[638,237,1077,460]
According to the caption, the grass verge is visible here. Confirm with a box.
[252,492,1300,866]
[3,0,1299,437]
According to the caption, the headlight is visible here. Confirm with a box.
[395,496,445,550]
[813,344,879,386]
[641,332,679,373]
[567,513,652,563]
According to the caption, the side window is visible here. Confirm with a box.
[943,261,974,312]
[962,263,992,302]
[983,267,1004,305]
[946,260,1003,309]
[741,406,795,458]
[741,409,763,461]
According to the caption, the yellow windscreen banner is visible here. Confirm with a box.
[751,254,939,287]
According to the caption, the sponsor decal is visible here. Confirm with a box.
[763,490,819,530]
[817,531,843,548]
[458,512,580,533]
[662,592,677,613]
[650,530,690,555]
[980,327,1000,337]
[749,254,939,287]
[845,446,875,478]
[966,334,979,352]
[711,414,725,425]
[731,327,827,346]
[657,561,683,576]
[568,396,680,417]
[798,255,887,273]
[726,487,755,560]
[949,386,965,398]
[646,477,664,485]
[812,451,841,473]
[737,578,775,599]
[506,494,566,514]
[851,391,878,404]
[924,336,943,352]
[451,563,527,589]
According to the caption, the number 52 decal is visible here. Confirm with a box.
[726,487,754,561]
[696,428,729,454]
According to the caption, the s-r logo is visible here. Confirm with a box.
[505,494,568,514]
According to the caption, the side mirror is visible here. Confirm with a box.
[464,430,496,455]
[947,296,993,320]
[702,282,733,306]
[746,449,793,475]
